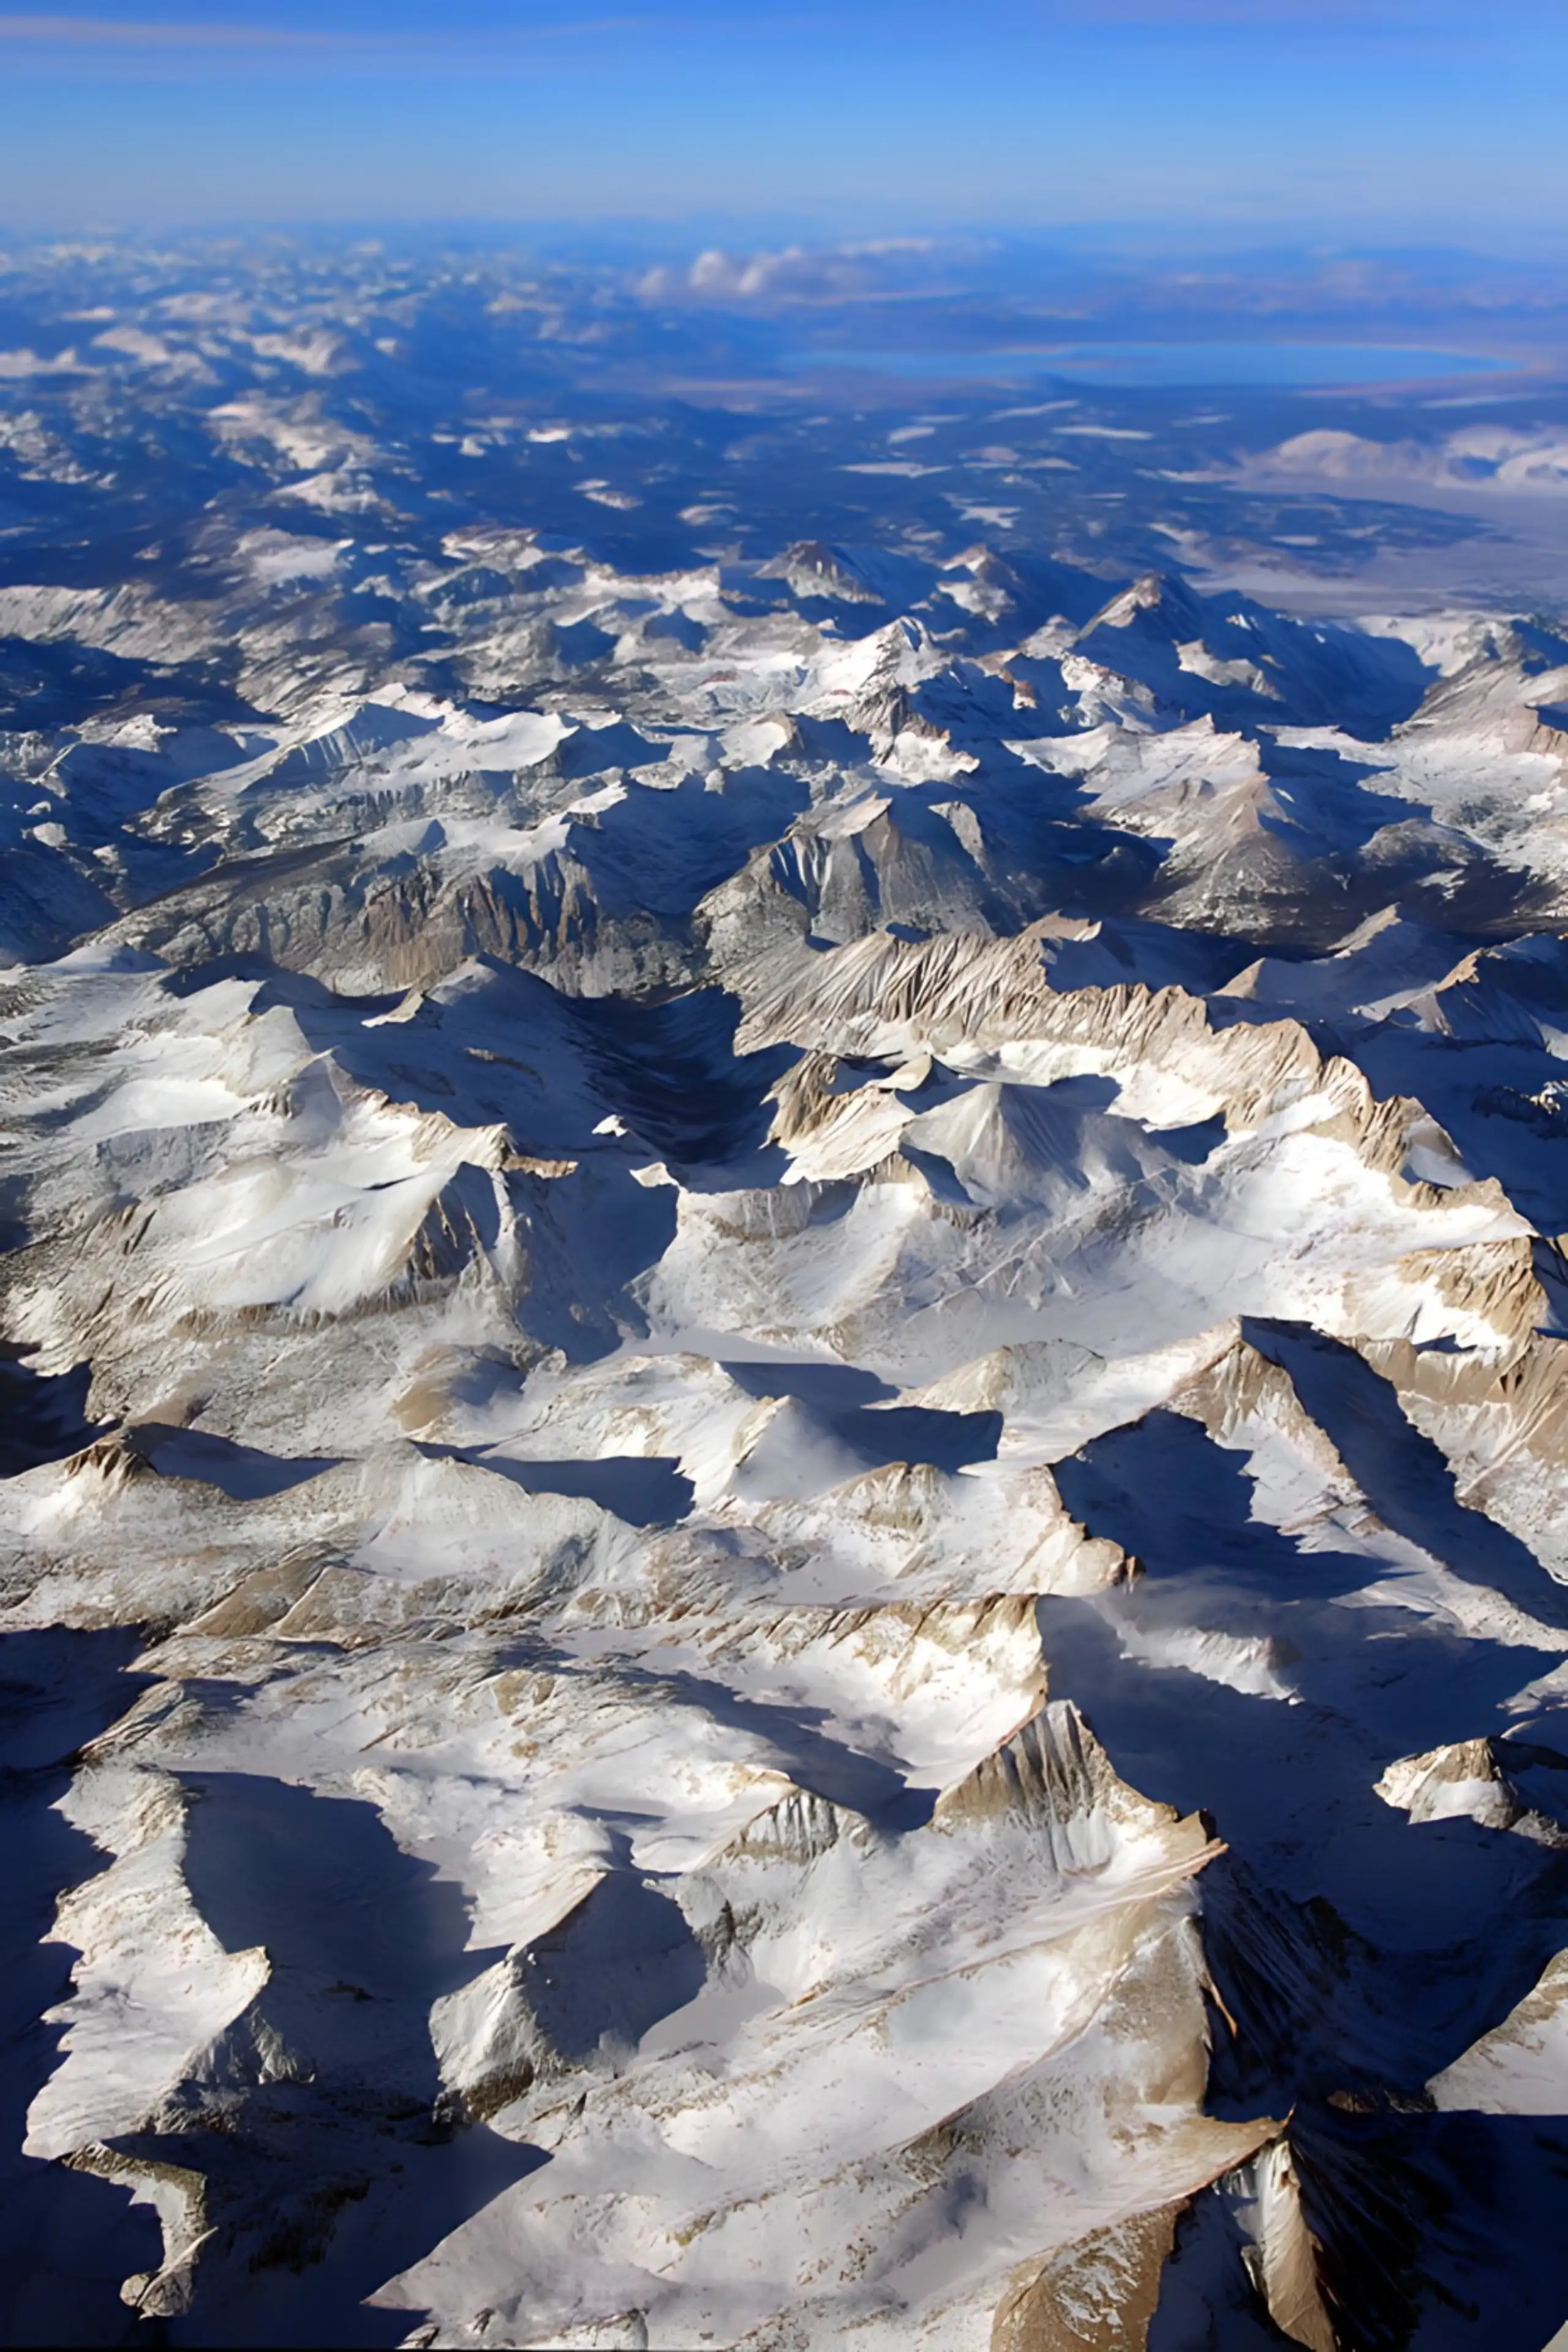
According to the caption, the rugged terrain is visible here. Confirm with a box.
[6,240,1568,2348]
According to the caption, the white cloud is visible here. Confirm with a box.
[637,238,970,306]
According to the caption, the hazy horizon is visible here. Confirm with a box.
[0,0,1563,242]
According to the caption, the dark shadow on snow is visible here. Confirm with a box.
[472,1449,695,1528]
[0,1627,164,2346]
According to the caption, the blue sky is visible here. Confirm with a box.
[0,1,1563,243]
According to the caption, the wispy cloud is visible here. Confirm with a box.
[1025,0,1507,23]
[0,13,336,42]
[0,11,664,51]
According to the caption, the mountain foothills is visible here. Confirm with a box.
[9,240,1568,2350]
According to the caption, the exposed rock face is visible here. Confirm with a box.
[7,242,1568,2351]
[990,2203,1187,2352]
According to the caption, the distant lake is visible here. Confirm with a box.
[793,341,1517,387]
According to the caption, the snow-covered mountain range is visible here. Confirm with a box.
[6,239,1568,2349]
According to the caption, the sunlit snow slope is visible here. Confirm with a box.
[7,245,1568,2352]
